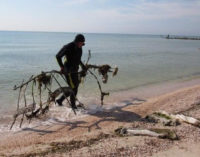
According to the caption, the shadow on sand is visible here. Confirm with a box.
[20,97,146,134]
[86,97,146,131]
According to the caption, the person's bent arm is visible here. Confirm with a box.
[56,45,67,71]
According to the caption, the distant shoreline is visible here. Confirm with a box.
[165,35,200,40]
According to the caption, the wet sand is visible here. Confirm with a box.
[1,78,200,156]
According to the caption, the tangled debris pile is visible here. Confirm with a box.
[10,51,118,129]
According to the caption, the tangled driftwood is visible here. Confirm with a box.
[10,51,118,129]
[115,127,178,140]
[146,111,200,128]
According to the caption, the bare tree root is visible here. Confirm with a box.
[10,51,118,129]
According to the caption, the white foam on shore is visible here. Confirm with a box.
[0,99,132,133]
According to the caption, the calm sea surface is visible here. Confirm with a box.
[0,31,200,114]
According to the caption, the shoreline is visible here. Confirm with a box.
[1,77,200,156]
[1,77,200,131]
[105,76,200,103]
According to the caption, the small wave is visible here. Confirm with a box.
[0,97,140,133]
[0,102,102,132]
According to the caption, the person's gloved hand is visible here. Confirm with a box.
[60,67,64,74]
[80,70,87,77]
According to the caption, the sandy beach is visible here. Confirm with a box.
[1,78,200,157]
[0,0,200,156]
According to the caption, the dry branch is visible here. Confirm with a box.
[13,70,61,90]
[10,103,36,129]
[88,69,109,105]
[157,111,200,127]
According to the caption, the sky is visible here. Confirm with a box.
[0,0,200,35]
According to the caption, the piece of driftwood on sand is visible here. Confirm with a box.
[145,112,180,126]
[146,111,200,128]
[115,127,178,140]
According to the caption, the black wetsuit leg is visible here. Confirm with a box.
[57,72,79,108]
[65,72,79,108]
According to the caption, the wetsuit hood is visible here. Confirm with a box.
[74,34,85,43]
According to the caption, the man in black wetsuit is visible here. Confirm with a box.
[56,34,86,109]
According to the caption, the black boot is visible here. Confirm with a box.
[71,104,78,110]
[70,93,78,110]
[56,95,65,106]
[56,99,63,106]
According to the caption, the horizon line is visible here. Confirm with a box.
[0,29,199,37]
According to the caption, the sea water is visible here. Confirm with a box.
[0,31,200,131]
